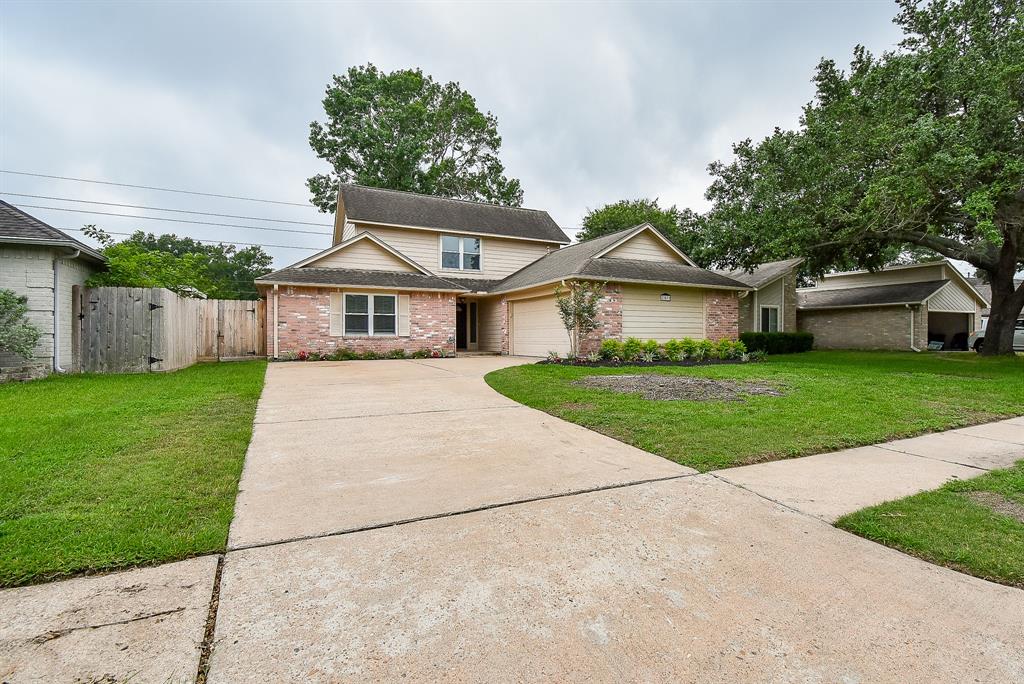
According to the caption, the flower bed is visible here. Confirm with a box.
[278,348,452,362]
[540,336,764,366]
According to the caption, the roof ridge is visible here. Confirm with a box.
[339,183,552,216]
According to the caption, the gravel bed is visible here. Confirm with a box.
[574,374,784,401]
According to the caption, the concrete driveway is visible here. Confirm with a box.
[207,357,1024,682]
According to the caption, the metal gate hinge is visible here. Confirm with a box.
[149,303,163,311]
[148,356,163,364]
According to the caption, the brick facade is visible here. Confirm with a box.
[579,284,623,355]
[798,304,927,350]
[705,291,740,341]
[267,286,456,357]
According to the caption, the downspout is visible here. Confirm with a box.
[906,304,921,352]
[273,284,280,359]
[53,248,81,373]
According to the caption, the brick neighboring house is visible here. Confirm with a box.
[0,201,106,380]
[795,261,989,351]
[255,185,751,358]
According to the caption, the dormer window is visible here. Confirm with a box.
[441,235,481,271]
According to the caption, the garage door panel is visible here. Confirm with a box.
[511,296,570,357]
[622,285,704,341]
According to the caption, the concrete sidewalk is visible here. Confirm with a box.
[713,417,1024,521]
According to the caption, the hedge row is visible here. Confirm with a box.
[738,331,814,354]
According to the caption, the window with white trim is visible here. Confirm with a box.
[760,305,780,333]
[441,235,481,271]
[344,293,397,336]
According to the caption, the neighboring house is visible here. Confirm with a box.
[255,185,750,358]
[0,201,106,379]
[796,260,989,351]
[714,258,804,334]
[967,277,1023,328]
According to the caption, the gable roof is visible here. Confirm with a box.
[715,258,804,289]
[590,223,697,266]
[339,184,570,244]
[254,267,469,292]
[490,225,748,294]
[968,277,1023,316]
[0,200,106,263]
[290,231,431,273]
[816,259,989,307]
[798,280,950,310]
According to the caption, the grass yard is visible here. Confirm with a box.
[0,361,265,587]
[485,351,1024,472]
[836,460,1024,587]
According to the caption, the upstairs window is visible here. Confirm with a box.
[441,235,482,271]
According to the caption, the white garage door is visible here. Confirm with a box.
[510,296,570,357]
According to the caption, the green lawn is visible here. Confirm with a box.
[0,361,266,587]
[485,351,1024,472]
[836,461,1024,587]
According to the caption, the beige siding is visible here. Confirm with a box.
[816,264,945,290]
[603,231,684,262]
[476,297,503,352]
[927,281,977,313]
[353,224,554,280]
[621,284,704,341]
[306,239,418,271]
[509,295,569,357]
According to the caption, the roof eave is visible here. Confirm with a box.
[255,279,469,293]
[0,235,107,263]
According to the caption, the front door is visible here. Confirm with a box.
[456,300,467,349]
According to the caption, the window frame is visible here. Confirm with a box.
[342,292,398,337]
[759,305,780,333]
[439,234,483,272]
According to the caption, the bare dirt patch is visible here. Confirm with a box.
[964,491,1024,523]
[574,374,785,402]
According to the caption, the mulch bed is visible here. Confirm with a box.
[538,358,746,367]
[573,374,785,401]
[964,491,1024,524]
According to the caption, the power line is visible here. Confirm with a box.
[10,203,331,236]
[0,170,318,208]
[65,227,320,251]
[0,192,333,227]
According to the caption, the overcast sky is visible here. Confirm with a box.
[1,0,904,267]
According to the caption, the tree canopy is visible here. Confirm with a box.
[701,0,1024,354]
[307,64,523,212]
[578,199,708,265]
[0,289,41,360]
[84,228,272,299]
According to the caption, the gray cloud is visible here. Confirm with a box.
[1,0,902,266]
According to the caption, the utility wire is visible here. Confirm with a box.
[0,192,332,227]
[11,203,331,236]
[65,227,320,251]
[0,170,318,208]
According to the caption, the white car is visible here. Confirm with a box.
[968,317,1024,352]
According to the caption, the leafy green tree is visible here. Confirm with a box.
[701,0,1024,354]
[83,227,272,299]
[578,199,708,265]
[307,64,523,211]
[0,289,42,360]
[554,280,606,359]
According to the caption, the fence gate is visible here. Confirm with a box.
[76,286,265,374]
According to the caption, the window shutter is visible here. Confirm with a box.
[330,292,343,336]
[398,295,410,337]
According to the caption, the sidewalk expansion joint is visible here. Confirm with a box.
[708,472,834,524]
[873,444,997,472]
[194,554,225,684]
[226,472,698,555]
[255,404,523,426]
[26,607,189,646]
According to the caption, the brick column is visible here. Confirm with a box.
[579,283,623,355]
[705,291,739,341]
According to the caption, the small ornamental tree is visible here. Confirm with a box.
[554,281,606,358]
[0,289,42,360]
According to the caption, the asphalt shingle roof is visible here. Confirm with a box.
[341,184,570,244]
[797,280,949,310]
[256,267,471,291]
[715,258,804,289]
[490,226,749,293]
[0,200,105,262]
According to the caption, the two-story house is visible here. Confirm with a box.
[256,184,752,358]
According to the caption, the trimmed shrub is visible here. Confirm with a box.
[410,349,431,359]
[739,331,814,354]
[622,337,644,362]
[600,338,624,360]
[663,339,684,361]
[386,348,407,359]
[715,339,746,360]
[680,337,699,359]
[642,339,660,359]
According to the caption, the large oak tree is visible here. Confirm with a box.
[701,0,1024,354]
[307,64,523,211]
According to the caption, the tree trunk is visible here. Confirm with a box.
[978,265,1024,356]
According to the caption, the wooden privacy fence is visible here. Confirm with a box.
[72,286,266,374]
